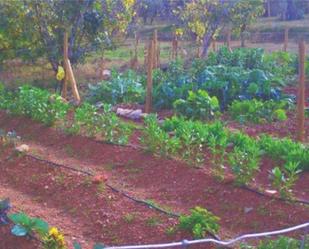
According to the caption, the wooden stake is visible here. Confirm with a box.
[65,59,80,103]
[172,35,178,60]
[283,27,289,52]
[212,38,216,51]
[145,40,154,114]
[144,42,147,69]
[153,30,158,68]
[62,31,80,103]
[62,32,69,98]
[226,29,231,51]
[157,41,160,68]
[297,39,306,142]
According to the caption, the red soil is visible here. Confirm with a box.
[0,111,309,249]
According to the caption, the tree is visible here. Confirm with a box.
[0,0,135,72]
[230,0,264,47]
[178,0,232,57]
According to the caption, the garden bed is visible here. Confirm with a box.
[1,111,309,248]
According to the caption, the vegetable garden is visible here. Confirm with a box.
[1,1,309,249]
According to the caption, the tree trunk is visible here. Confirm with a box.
[201,32,214,57]
[240,32,246,47]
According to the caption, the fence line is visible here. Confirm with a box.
[104,222,309,249]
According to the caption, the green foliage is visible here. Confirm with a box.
[0,0,135,67]
[173,90,219,121]
[0,85,69,126]
[153,48,288,111]
[178,206,220,238]
[271,162,302,198]
[228,100,288,124]
[68,103,132,145]
[259,135,309,170]
[228,144,260,186]
[73,242,105,249]
[87,70,145,105]
[9,212,49,237]
[241,236,309,249]
[141,114,180,157]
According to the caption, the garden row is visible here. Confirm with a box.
[87,47,301,123]
[0,125,308,249]
[0,82,308,198]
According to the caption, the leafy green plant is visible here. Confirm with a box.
[43,227,67,249]
[173,90,219,121]
[2,85,69,126]
[141,114,180,157]
[0,198,10,225]
[228,143,260,186]
[178,206,220,238]
[68,103,132,145]
[228,99,288,124]
[208,129,228,180]
[87,70,145,105]
[259,135,309,170]
[9,212,49,237]
[271,162,301,198]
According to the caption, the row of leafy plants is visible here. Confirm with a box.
[86,47,297,113]
[141,115,308,196]
[0,84,132,145]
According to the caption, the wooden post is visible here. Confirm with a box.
[283,28,289,52]
[226,29,231,51]
[62,32,69,98]
[172,35,178,60]
[212,38,216,51]
[63,31,80,103]
[153,30,158,68]
[144,42,148,69]
[157,41,160,68]
[297,39,306,142]
[145,40,154,114]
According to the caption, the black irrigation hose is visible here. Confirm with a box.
[22,153,222,241]
[241,185,309,206]
[24,154,181,217]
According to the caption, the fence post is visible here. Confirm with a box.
[283,28,289,52]
[297,39,306,142]
[145,39,154,113]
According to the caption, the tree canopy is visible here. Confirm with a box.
[0,0,135,71]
